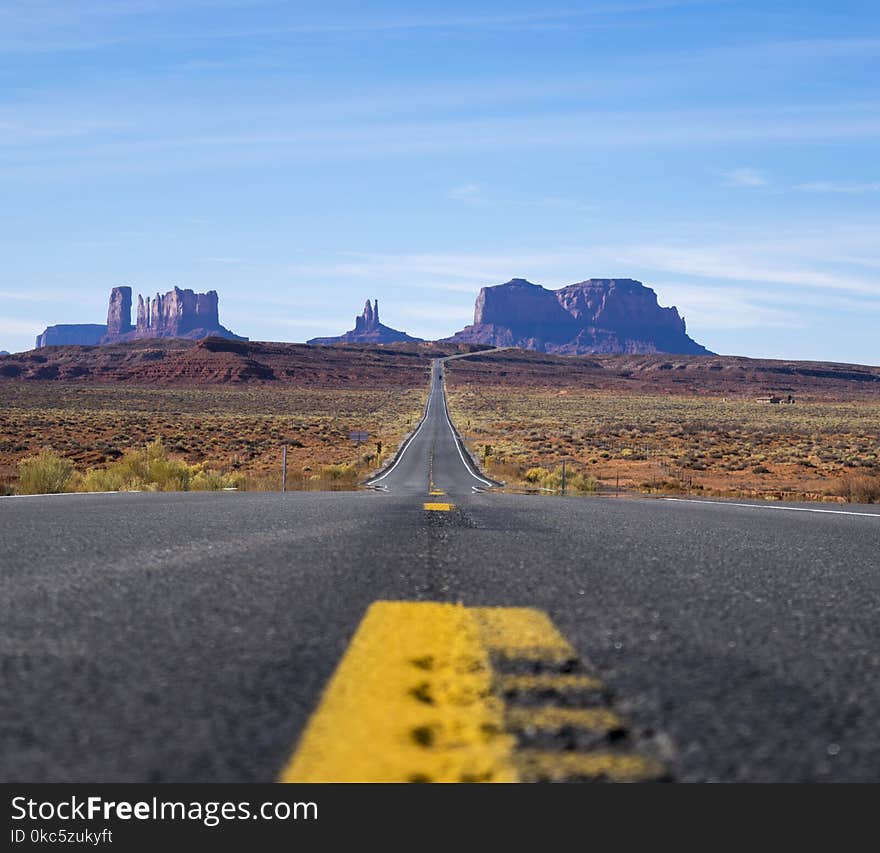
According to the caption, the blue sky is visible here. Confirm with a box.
[1,0,879,362]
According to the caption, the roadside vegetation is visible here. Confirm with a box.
[1,384,426,494]
[11,442,369,495]
[445,381,880,503]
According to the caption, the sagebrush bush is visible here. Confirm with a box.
[191,468,244,491]
[321,463,357,481]
[77,439,239,493]
[835,474,880,504]
[16,449,74,494]
[522,465,597,494]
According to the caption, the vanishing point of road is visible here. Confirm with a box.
[2,359,879,782]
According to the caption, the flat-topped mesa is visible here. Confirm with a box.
[308,298,421,345]
[445,277,711,355]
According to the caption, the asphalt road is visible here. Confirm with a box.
[1,360,879,782]
[366,360,495,495]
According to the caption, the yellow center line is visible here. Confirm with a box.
[280,602,516,783]
[423,502,454,511]
[280,601,666,783]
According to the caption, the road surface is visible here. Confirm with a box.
[366,360,495,495]
[1,359,879,782]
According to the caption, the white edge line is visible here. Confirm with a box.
[663,497,880,518]
[369,359,495,488]
[439,369,495,488]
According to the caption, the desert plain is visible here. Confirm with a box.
[1,339,878,502]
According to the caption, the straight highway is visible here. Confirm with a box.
[1,359,878,782]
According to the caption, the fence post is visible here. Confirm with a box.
[561,459,566,496]
[282,445,287,493]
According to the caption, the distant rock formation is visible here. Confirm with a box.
[106,286,133,338]
[35,286,246,348]
[308,299,422,345]
[36,324,106,349]
[444,278,711,355]
[130,287,235,341]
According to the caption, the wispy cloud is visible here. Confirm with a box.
[7,103,880,182]
[0,317,41,335]
[722,167,768,187]
[612,243,880,297]
[0,289,77,303]
[284,230,880,308]
[447,184,486,203]
[795,180,880,194]
[446,184,593,213]
[724,36,880,62]
[649,283,805,330]
[0,2,697,55]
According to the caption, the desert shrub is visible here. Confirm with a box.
[190,468,243,491]
[236,470,287,491]
[78,467,126,492]
[522,467,559,489]
[78,439,236,492]
[16,449,74,494]
[321,463,357,482]
[835,474,880,504]
[567,472,599,494]
[521,466,596,493]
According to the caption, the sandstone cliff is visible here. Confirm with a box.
[308,299,422,345]
[106,286,133,338]
[35,286,245,348]
[132,287,233,340]
[444,278,711,355]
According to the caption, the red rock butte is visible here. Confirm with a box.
[35,286,246,348]
[308,299,422,345]
[443,277,711,355]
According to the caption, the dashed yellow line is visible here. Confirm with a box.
[280,601,666,783]
[423,502,454,511]
[428,489,446,496]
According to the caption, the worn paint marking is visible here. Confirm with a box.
[281,601,666,783]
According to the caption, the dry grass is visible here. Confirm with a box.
[445,383,880,502]
[0,384,426,493]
